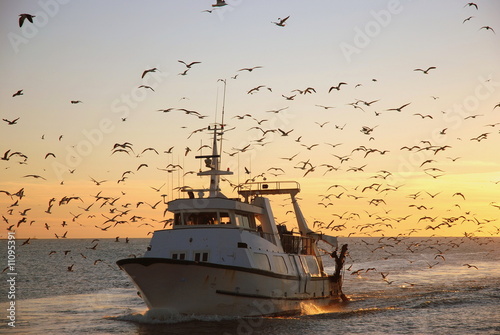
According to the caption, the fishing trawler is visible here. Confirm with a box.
[117,122,349,317]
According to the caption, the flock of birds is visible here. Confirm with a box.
[2,2,499,278]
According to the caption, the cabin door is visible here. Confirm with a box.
[289,255,307,294]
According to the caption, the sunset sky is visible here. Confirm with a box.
[1,0,499,239]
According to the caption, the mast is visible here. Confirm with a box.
[195,79,232,198]
[196,124,233,198]
[217,78,227,155]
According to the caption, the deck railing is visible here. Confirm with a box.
[280,234,314,255]
[237,181,300,201]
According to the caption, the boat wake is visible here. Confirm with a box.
[107,308,242,325]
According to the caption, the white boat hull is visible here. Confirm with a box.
[117,258,343,317]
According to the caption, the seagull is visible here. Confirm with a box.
[272,16,290,27]
[315,105,335,109]
[328,82,347,92]
[138,85,155,91]
[2,118,20,125]
[141,67,158,78]
[23,174,47,180]
[247,86,266,94]
[413,113,433,119]
[19,14,36,27]
[463,263,478,269]
[212,0,227,7]
[414,66,436,74]
[462,16,474,23]
[12,90,23,97]
[280,153,299,161]
[70,100,83,104]
[278,128,294,136]
[315,121,330,128]
[464,2,478,10]
[479,26,495,34]
[178,60,201,68]
[238,66,262,72]
[387,102,411,112]
[90,177,107,185]
[266,107,288,113]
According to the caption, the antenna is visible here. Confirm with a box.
[217,78,227,154]
[192,79,233,198]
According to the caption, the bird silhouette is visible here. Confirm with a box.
[462,16,474,23]
[238,66,262,72]
[212,0,227,7]
[141,67,158,78]
[178,60,201,68]
[278,128,294,136]
[12,90,23,97]
[138,85,154,91]
[414,66,436,74]
[2,118,20,125]
[464,2,478,10]
[19,14,35,27]
[387,103,411,112]
[272,16,290,27]
[328,82,347,92]
[479,26,495,34]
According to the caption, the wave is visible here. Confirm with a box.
[106,308,242,325]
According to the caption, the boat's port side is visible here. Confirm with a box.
[117,257,340,316]
[140,226,334,290]
[144,228,309,274]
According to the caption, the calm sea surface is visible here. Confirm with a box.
[0,236,499,334]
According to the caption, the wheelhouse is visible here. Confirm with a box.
[173,210,257,229]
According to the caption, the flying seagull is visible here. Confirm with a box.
[462,16,474,23]
[19,14,35,27]
[328,82,347,92]
[479,26,495,34]
[212,0,227,7]
[178,60,201,68]
[414,67,436,74]
[12,90,23,97]
[464,2,478,10]
[2,118,20,125]
[238,66,262,72]
[386,102,411,112]
[138,85,154,91]
[141,68,158,78]
[272,16,290,27]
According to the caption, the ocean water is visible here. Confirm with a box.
[0,236,499,334]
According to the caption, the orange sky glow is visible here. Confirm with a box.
[1,1,500,240]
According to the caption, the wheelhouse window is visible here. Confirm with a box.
[234,212,256,229]
[253,253,271,271]
[219,212,231,225]
[174,212,233,226]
